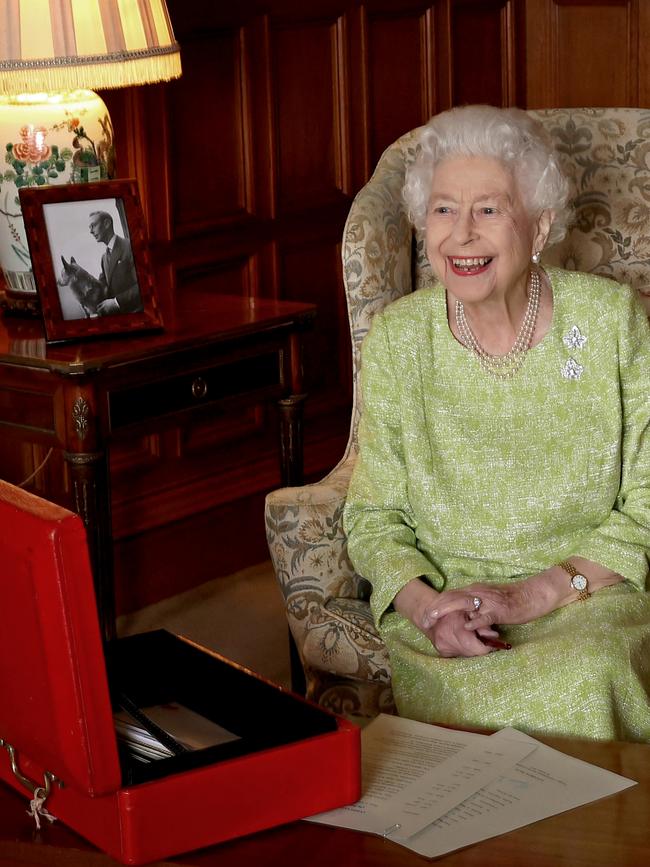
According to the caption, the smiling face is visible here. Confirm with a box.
[425,155,550,306]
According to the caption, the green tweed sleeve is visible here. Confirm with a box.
[573,289,650,589]
[343,313,443,624]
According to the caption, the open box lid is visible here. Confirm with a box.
[0,481,122,796]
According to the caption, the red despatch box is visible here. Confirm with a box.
[0,481,360,864]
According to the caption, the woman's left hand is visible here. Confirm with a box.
[461,580,547,630]
[427,576,556,630]
[425,560,624,631]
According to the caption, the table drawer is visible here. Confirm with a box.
[0,385,56,435]
[108,351,282,431]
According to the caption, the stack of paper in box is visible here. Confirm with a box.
[114,701,241,763]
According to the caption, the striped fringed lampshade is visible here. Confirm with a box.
[0,0,181,94]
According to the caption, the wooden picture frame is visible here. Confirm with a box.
[19,179,162,343]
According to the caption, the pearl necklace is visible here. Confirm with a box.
[455,270,541,379]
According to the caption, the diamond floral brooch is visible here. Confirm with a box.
[561,357,584,380]
[563,325,587,350]
[561,326,587,380]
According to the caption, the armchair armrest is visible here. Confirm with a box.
[265,453,367,608]
[265,454,393,707]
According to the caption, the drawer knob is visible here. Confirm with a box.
[191,377,208,399]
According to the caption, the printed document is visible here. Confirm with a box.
[307,714,535,838]
[307,714,636,858]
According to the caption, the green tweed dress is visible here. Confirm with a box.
[343,267,650,742]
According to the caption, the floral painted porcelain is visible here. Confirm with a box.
[0,90,114,312]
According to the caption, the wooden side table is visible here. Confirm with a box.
[0,292,316,642]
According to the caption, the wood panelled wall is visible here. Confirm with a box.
[99,0,649,611]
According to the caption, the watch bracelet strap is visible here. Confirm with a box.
[558,559,577,577]
[558,560,591,601]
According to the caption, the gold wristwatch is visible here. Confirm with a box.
[558,560,591,601]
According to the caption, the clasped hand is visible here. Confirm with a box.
[393,577,544,658]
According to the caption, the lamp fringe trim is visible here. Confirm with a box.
[0,47,181,95]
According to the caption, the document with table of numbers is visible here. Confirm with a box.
[307,714,636,858]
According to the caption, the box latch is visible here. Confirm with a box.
[1,737,60,828]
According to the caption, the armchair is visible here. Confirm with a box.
[265,108,650,720]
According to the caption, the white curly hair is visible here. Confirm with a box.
[403,104,570,246]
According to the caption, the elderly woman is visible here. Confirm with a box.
[343,105,650,741]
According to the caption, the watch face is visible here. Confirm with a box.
[571,574,588,592]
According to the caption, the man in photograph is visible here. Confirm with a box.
[88,210,143,315]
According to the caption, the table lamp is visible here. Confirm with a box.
[0,0,181,314]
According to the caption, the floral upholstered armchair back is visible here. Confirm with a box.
[532,108,650,311]
[265,108,650,721]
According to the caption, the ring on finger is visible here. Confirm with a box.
[472,596,482,611]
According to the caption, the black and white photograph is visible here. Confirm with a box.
[43,198,143,321]
[18,179,162,343]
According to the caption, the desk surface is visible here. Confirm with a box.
[0,734,647,867]
[0,290,316,374]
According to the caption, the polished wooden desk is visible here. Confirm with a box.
[0,292,315,641]
[0,734,647,866]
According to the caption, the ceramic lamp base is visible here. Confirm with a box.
[0,90,115,316]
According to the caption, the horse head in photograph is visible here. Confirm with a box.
[58,256,106,318]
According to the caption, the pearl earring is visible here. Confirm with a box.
[532,251,541,265]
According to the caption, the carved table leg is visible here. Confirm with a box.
[289,630,307,696]
[63,391,115,643]
[278,393,307,487]
[64,449,115,642]
[278,392,309,694]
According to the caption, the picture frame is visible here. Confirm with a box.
[19,179,163,343]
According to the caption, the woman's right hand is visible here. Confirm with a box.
[393,578,500,657]
[393,577,444,631]
[429,610,499,657]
